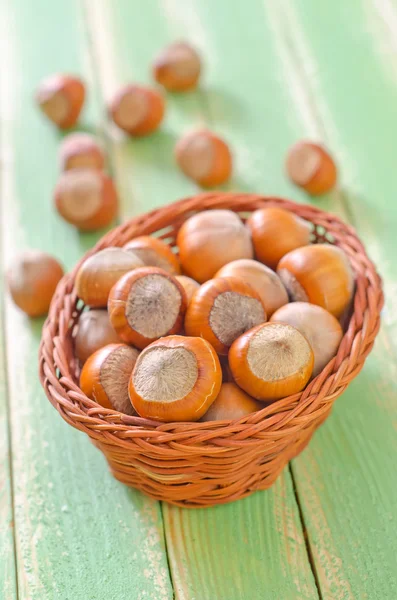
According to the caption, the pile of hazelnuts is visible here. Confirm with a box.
[69,203,350,423]
[35,40,232,217]
[6,40,344,424]
[32,40,336,236]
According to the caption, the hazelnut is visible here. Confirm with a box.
[247,206,311,269]
[36,74,85,129]
[7,250,63,317]
[185,276,266,355]
[175,276,200,304]
[75,247,144,308]
[80,343,139,415]
[229,323,314,401]
[109,84,165,136]
[175,129,232,187]
[128,335,221,422]
[74,309,120,364]
[54,169,118,231]
[277,244,354,318]
[108,267,187,348]
[201,382,262,421]
[153,41,201,92]
[286,141,337,195]
[177,209,253,283]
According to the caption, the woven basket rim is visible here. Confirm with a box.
[39,191,384,440]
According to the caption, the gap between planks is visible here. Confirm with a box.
[288,464,322,600]
[79,1,179,596]
[0,263,19,600]
[0,4,20,592]
[262,1,397,594]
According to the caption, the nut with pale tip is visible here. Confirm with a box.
[277,244,354,318]
[80,343,139,415]
[229,322,314,401]
[184,276,266,355]
[54,169,118,231]
[75,248,144,308]
[108,267,187,349]
[7,250,64,317]
[128,335,221,422]
[175,129,232,187]
[36,74,85,129]
[59,133,105,172]
[177,209,253,283]
[286,141,337,195]
[109,84,165,136]
[153,41,202,92]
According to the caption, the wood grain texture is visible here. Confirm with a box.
[83,0,202,218]
[267,1,397,597]
[0,297,17,599]
[164,473,318,600]
[0,0,172,598]
[84,1,319,598]
[0,6,19,599]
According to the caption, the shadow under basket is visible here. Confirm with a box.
[39,192,383,507]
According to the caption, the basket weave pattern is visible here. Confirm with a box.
[39,193,383,507]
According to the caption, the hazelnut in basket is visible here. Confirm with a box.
[277,244,353,318]
[185,276,266,355]
[39,193,382,507]
[124,235,181,275]
[128,336,222,421]
[270,302,343,377]
[200,382,263,422]
[229,322,314,401]
[108,267,187,348]
[75,248,144,307]
[80,343,139,415]
[215,258,288,317]
[74,309,121,364]
[247,206,312,269]
[177,209,253,283]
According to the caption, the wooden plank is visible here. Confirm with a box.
[83,0,202,218]
[0,1,173,598]
[264,1,397,597]
[0,7,19,598]
[85,0,320,598]
[291,366,397,600]
[0,296,17,598]
[163,473,318,600]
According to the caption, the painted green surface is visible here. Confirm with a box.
[83,0,201,217]
[0,11,18,599]
[0,299,17,599]
[1,0,397,599]
[270,1,397,597]
[0,0,173,598]
[85,1,318,598]
[163,474,318,600]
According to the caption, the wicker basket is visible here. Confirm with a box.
[39,192,383,507]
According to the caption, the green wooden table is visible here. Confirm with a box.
[1,0,397,598]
